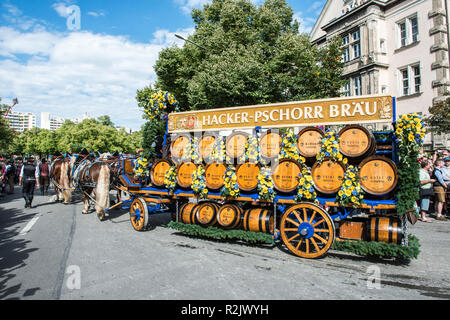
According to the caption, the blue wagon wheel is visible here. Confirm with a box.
[130,197,149,231]
[280,202,335,259]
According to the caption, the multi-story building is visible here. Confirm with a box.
[310,0,450,149]
[5,111,37,132]
[41,112,93,130]
[40,112,66,131]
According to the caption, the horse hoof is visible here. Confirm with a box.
[97,213,105,221]
[82,211,88,214]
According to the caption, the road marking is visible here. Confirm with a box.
[19,216,40,236]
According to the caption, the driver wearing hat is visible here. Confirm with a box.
[19,157,40,208]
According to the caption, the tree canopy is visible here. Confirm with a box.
[0,98,16,154]
[153,0,345,111]
[8,118,142,156]
[425,97,450,135]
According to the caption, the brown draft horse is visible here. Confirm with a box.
[50,156,72,204]
[76,154,112,220]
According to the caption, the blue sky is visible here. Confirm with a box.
[0,0,325,130]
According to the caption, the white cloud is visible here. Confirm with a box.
[174,0,211,14]
[293,11,317,34]
[0,24,195,130]
[52,2,71,18]
[174,0,264,14]
[87,11,106,17]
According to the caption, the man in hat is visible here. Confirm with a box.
[19,157,40,208]
[5,159,16,195]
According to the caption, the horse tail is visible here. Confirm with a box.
[60,160,72,203]
[95,163,110,214]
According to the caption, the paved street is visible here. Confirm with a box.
[1,188,450,301]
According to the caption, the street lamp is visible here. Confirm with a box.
[4,97,19,118]
[175,34,209,52]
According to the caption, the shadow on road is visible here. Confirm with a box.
[0,204,40,299]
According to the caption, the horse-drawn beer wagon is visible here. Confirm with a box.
[116,94,422,260]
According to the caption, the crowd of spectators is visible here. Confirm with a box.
[418,149,450,222]
[0,157,49,198]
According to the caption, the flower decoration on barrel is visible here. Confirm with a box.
[133,157,150,178]
[394,113,426,152]
[181,137,202,164]
[336,165,364,208]
[164,166,177,193]
[191,164,208,199]
[279,129,305,163]
[257,167,276,201]
[295,166,318,204]
[239,136,261,164]
[316,130,347,165]
[210,136,231,163]
[221,166,240,199]
[143,90,180,120]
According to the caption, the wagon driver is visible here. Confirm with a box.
[19,156,40,208]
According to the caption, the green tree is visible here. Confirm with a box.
[136,86,167,158]
[154,0,344,111]
[0,99,16,154]
[97,115,115,127]
[425,97,450,135]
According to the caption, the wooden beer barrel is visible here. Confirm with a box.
[178,203,199,225]
[204,163,227,190]
[171,134,191,160]
[176,162,197,188]
[366,216,403,244]
[243,208,274,234]
[150,159,174,187]
[311,159,345,194]
[197,134,217,161]
[296,127,325,158]
[359,156,398,196]
[236,163,260,192]
[217,203,244,229]
[195,202,220,227]
[259,130,282,160]
[339,125,376,158]
[272,159,302,193]
[226,131,249,159]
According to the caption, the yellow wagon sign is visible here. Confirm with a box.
[168,95,393,133]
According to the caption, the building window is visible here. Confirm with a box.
[343,80,351,96]
[380,39,386,54]
[354,76,362,96]
[401,68,409,96]
[411,17,418,43]
[343,47,350,62]
[399,63,421,96]
[413,65,421,93]
[397,15,419,48]
[341,28,361,62]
